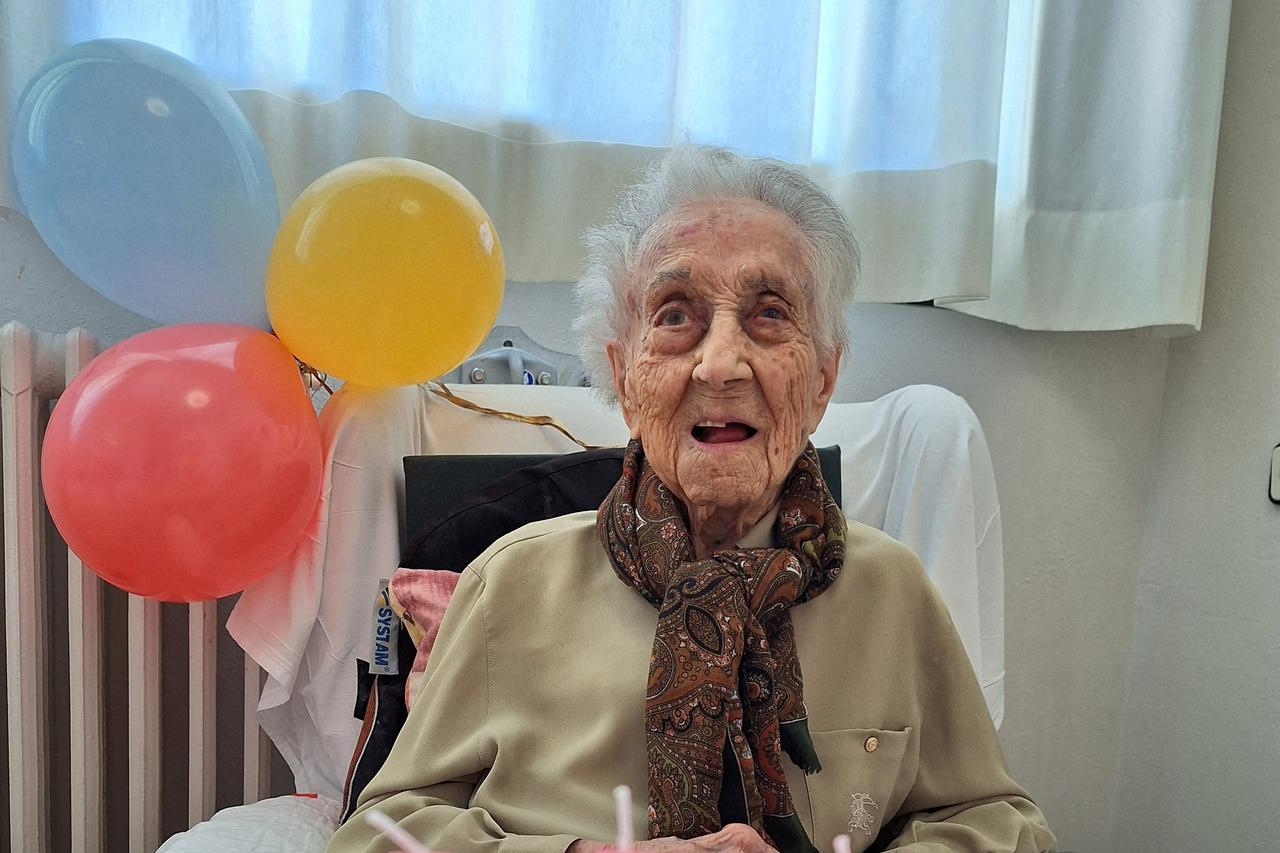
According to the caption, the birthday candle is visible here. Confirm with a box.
[613,784,634,851]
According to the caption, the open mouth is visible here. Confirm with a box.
[691,421,759,444]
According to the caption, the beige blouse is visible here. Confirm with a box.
[327,512,1056,853]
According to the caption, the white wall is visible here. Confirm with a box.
[1113,2,1280,850]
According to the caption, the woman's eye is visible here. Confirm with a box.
[759,305,787,321]
[658,309,688,326]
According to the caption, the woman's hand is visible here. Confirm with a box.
[570,824,777,853]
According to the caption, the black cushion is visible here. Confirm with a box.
[401,445,842,569]
[402,448,629,570]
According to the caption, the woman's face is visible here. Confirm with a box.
[607,197,840,520]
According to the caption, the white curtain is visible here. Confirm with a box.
[1,1,1231,333]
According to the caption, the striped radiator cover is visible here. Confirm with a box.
[0,322,283,853]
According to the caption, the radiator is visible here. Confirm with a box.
[1,322,284,853]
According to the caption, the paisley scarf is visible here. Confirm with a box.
[597,440,846,853]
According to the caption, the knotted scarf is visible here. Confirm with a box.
[597,440,846,853]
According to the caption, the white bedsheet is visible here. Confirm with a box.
[812,385,1005,728]
[156,794,339,853]
[228,383,1004,800]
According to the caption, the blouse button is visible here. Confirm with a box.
[864,736,879,753]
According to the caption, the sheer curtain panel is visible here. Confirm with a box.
[1,1,1231,333]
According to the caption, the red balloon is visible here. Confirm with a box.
[41,324,323,601]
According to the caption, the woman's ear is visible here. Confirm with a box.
[807,346,841,433]
[606,339,641,438]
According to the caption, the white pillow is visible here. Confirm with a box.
[156,794,339,853]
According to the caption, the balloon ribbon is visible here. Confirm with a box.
[426,381,598,450]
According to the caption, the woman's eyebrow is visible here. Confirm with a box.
[740,271,796,299]
[642,267,692,299]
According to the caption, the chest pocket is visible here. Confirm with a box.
[802,727,912,852]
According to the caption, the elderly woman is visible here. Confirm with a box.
[327,147,1056,853]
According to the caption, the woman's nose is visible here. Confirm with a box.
[691,316,752,388]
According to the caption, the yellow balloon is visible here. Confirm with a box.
[267,158,504,387]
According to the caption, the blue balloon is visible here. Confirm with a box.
[9,39,278,327]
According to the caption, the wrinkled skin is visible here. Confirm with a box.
[607,197,840,557]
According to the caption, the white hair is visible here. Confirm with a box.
[572,145,859,401]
